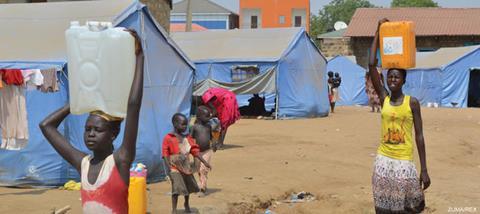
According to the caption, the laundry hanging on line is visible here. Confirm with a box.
[0,67,61,150]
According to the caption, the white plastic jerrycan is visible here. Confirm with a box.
[66,21,136,118]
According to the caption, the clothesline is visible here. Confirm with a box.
[0,67,61,151]
[0,68,60,92]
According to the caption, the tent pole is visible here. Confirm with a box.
[275,92,279,119]
[274,67,279,119]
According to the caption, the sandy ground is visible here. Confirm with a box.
[0,106,479,214]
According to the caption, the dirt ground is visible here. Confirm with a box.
[0,106,479,214]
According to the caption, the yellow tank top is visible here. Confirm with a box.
[378,95,414,160]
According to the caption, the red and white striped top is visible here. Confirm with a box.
[80,155,128,214]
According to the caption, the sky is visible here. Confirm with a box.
[173,0,480,15]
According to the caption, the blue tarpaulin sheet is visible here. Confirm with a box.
[403,68,442,106]
[405,47,480,108]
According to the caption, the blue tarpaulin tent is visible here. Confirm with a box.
[0,0,194,186]
[405,46,480,108]
[172,27,329,118]
[327,56,368,106]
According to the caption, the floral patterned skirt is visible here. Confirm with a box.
[372,154,425,213]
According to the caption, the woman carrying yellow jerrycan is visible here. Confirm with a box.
[369,18,430,213]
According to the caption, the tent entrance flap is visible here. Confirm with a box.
[468,69,480,107]
[193,66,276,96]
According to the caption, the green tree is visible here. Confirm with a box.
[391,0,438,7]
[310,0,375,38]
[310,14,322,40]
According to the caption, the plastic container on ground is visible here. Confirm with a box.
[128,176,147,214]
[66,21,135,118]
[379,21,416,69]
[129,164,147,214]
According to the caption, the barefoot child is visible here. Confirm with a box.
[191,106,213,196]
[39,30,144,214]
[162,113,211,213]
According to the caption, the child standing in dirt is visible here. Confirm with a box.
[163,113,211,213]
[191,106,214,197]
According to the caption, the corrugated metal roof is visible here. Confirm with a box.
[170,23,207,32]
[172,0,236,14]
[345,8,480,37]
[171,27,302,61]
[415,45,480,69]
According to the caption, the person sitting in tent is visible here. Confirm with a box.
[39,30,143,214]
[369,18,430,213]
[239,94,267,116]
[202,87,240,150]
